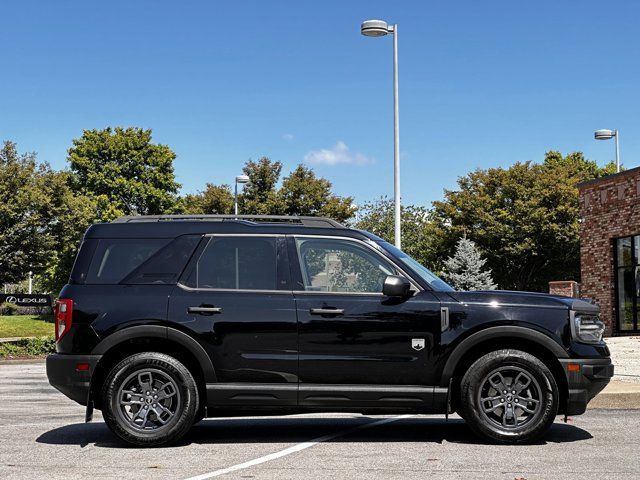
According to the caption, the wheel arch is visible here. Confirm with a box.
[90,326,216,409]
[442,326,569,413]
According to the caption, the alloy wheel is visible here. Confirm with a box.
[477,366,543,429]
[116,368,181,431]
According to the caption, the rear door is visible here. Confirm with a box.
[167,234,298,407]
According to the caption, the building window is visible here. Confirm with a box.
[616,236,640,332]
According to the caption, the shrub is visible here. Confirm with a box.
[0,336,55,358]
[0,302,18,316]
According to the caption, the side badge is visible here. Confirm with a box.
[412,338,425,351]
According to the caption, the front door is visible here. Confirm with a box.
[290,236,441,400]
[168,234,298,407]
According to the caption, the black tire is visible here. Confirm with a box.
[459,349,559,444]
[101,352,199,447]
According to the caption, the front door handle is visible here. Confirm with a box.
[188,306,223,315]
[310,308,345,316]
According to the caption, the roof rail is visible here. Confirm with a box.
[112,214,345,228]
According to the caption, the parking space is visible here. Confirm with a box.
[1,360,639,480]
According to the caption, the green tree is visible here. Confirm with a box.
[239,157,283,214]
[354,197,441,271]
[431,151,616,291]
[38,171,97,294]
[68,127,180,220]
[279,165,355,222]
[0,142,95,292]
[0,141,54,284]
[442,237,496,290]
[182,183,234,214]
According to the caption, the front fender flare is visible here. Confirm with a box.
[440,326,568,387]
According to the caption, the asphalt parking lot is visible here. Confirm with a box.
[1,360,639,480]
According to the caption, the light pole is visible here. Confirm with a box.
[361,19,401,249]
[234,175,250,216]
[594,129,620,173]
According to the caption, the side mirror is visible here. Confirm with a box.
[383,275,411,297]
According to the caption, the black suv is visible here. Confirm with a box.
[47,215,613,446]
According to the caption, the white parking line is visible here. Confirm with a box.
[183,414,414,480]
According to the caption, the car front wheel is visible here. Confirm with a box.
[459,349,559,444]
[102,352,199,447]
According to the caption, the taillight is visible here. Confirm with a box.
[54,299,73,341]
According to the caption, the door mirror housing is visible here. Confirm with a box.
[383,275,411,297]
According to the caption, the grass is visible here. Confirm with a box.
[0,315,54,339]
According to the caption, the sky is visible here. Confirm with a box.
[1,1,639,207]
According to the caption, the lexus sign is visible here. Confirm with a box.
[0,294,51,307]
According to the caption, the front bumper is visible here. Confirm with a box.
[46,353,102,406]
[560,357,614,415]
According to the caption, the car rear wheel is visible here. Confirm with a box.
[102,352,199,447]
[459,349,559,444]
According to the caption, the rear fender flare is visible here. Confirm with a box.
[91,325,217,383]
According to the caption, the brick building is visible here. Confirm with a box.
[579,166,640,335]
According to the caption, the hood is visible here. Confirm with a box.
[444,290,599,313]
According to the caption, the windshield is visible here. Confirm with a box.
[377,241,454,292]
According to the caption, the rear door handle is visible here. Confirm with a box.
[310,308,345,316]
[188,306,223,315]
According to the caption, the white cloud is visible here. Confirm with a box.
[303,141,373,166]
[282,133,294,141]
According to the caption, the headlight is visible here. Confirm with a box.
[570,311,605,344]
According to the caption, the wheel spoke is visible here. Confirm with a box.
[139,407,151,428]
[513,372,532,394]
[157,381,177,400]
[153,403,173,424]
[480,394,503,403]
[137,372,153,393]
[120,390,143,406]
[484,403,503,413]
[488,372,508,394]
[517,395,539,404]
[518,404,537,414]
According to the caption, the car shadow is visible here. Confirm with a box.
[36,416,592,449]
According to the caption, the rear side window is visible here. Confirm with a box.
[183,236,277,290]
[122,235,201,285]
[85,239,169,284]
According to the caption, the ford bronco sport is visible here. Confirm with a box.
[46,215,613,446]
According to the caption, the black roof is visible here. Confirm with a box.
[84,215,374,240]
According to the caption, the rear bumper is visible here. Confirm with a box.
[46,353,102,406]
[560,357,614,415]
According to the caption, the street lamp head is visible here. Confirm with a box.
[235,175,250,184]
[594,129,616,140]
[361,19,391,37]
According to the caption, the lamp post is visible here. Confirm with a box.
[361,19,402,249]
[234,175,250,216]
[594,129,620,173]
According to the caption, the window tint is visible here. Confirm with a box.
[184,236,278,290]
[295,238,396,293]
[121,235,201,285]
[85,239,169,284]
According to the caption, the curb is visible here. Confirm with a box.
[588,380,640,409]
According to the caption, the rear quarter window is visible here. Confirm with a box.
[85,239,170,284]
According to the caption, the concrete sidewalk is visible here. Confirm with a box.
[607,335,640,383]
[588,336,640,408]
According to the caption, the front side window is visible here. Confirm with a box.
[295,238,397,293]
[183,236,278,290]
